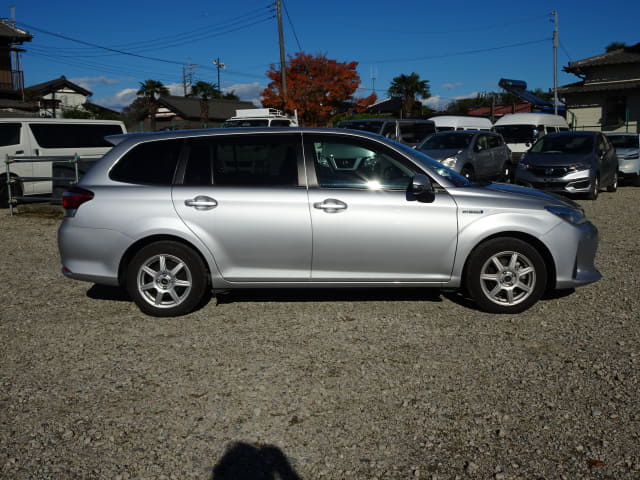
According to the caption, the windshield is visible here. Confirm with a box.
[608,135,638,149]
[221,119,269,128]
[392,141,469,187]
[418,132,474,150]
[530,135,594,154]
[337,120,384,134]
[493,124,538,143]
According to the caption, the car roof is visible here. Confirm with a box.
[106,126,390,147]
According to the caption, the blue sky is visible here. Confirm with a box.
[13,0,640,112]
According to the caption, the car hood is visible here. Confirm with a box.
[419,148,461,160]
[523,152,593,166]
[451,181,582,210]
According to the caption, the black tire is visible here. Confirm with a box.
[606,171,618,192]
[633,176,640,187]
[465,237,547,314]
[0,176,23,209]
[460,166,474,181]
[586,174,600,200]
[126,241,209,317]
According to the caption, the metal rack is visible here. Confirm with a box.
[4,154,80,215]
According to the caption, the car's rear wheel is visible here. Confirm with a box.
[634,175,640,187]
[465,237,547,314]
[586,174,600,200]
[126,241,209,317]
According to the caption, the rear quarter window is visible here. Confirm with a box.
[110,139,182,185]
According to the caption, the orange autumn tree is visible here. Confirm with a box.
[261,52,377,126]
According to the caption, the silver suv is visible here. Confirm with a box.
[58,128,601,317]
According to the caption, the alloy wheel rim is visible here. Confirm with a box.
[137,254,192,308]
[479,250,536,306]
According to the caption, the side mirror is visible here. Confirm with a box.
[409,174,435,203]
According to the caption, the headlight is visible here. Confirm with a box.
[441,156,457,168]
[545,205,586,225]
[567,162,588,172]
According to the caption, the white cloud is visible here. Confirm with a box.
[96,88,137,110]
[422,92,479,111]
[442,82,462,90]
[70,76,122,91]
[224,82,264,106]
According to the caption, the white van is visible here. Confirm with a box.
[221,108,298,127]
[492,113,569,163]
[429,115,492,131]
[1,118,126,206]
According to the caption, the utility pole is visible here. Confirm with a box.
[182,61,195,96]
[276,0,287,105]
[552,10,559,116]
[213,58,225,92]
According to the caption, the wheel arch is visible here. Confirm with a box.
[118,234,213,287]
[461,231,557,293]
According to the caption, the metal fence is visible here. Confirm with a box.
[4,154,80,216]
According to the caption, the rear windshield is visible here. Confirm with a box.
[418,132,474,150]
[493,124,540,143]
[336,120,384,134]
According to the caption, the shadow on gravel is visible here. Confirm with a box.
[215,287,444,304]
[211,441,301,480]
[86,284,130,302]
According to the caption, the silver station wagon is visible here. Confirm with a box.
[58,128,601,317]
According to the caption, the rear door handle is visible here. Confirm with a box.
[185,195,218,210]
[313,198,348,213]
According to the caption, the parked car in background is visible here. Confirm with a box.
[515,131,618,200]
[221,108,298,127]
[0,118,126,207]
[493,113,570,165]
[58,127,600,317]
[336,118,435,146]
[416,130,511,181]
[605,133,640,186]
[429,115,492,131]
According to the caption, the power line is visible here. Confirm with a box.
[282,0,302,52]
[359,38,551,65]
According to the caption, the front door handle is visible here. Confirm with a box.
[185,195,218,210]
[313,198,348,213]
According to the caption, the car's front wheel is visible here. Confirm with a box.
[606,170,618,192]
[587,174,600,200]
[126,241,209,317]
[465,237,547,314]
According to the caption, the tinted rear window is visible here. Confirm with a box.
[110,139,182,185]
[29,123,124,148]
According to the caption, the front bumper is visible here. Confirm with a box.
[541,218,601,289]
[515,169,594,195]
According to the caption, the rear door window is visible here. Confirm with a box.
[181,134,301,187]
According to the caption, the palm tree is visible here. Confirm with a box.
[189,81,219,127]
[136,80,169,131]
[388,73,430,118]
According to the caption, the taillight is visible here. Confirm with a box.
[62,186,94,210]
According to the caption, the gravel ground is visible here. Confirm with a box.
[1,187,639,480]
